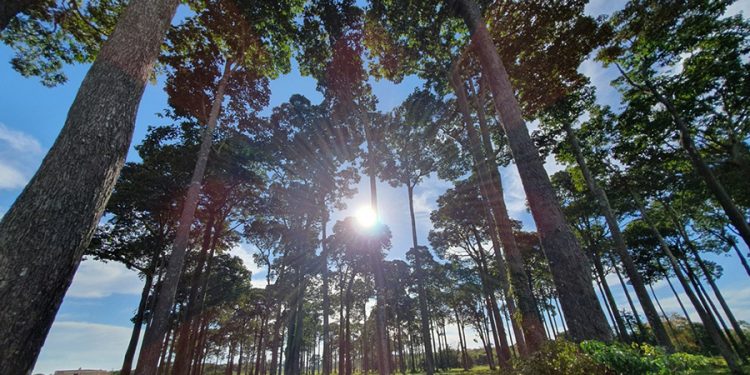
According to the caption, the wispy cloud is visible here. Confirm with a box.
[228,242,268,287]
[0,122,44,190]
[67,259,143,298]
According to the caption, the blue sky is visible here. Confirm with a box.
[0,1,748,373]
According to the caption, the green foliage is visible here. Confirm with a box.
[580,340,717,375]
[512,340,612,375]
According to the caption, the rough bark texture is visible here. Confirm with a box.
[448,0,611,342]
[631,191,742,374]
[457,71,545,353]
[134,59,231,375]
[0,0,48,31]
[0,0,178,373]
[407,185,435,375]
[564,122,673,350]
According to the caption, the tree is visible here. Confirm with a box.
[0,1,179,372]
[599,0,750,248]
[134,0,299,371]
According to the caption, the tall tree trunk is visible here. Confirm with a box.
[0,0,179,372]
[363,301,369,375]
[609,253,646,335]
[563,121,673,350]
[630,190,742,374]
[664,271,701,344]
[406,184,436,374]
[321,212,331,375]
[450,68,540,354]
[226,342,236,375]
[174,213,217,374]
[135,58,232,375]
[592,254,629,341]
[447,0,611,342]
[595,272,621,338]
[627,73,750,249]
[121,271,154,375]
[661,199,749,351]
[649,283,676,338]
[345,270,355,375]
[364,119,390,375]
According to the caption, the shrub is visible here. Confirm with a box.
[512,340,614,375]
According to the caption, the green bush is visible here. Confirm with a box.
[512,340,614,375]
[580,340,716,374]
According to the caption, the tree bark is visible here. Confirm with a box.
[592,254,629,341]
[450,68,540,354]
[0,0,178,373]
[406,184,436,374]
[134,58,232,375]
[563,121,673,350]
[630,190,742,374]
[447,0,611,342]
[321,212,332,375]
[121,272,154,375]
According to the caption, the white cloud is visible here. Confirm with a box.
[33,321,133,375]
[0,122,43,153]
[499,164,528,217]
[0,123,44,191]
[228,243,267,288]
[0,163,27,189]
[66,260,143,298]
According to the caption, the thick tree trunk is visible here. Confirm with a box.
[0,1,179,373]
[406,184,436,374]
[135,58,232,375]
[630,190,742,374]
[448,0,611,342]
[450,70,540,355]
[564,121,673,350]
[592,255,629,341]
[121,272,154,375]
[0,0,47,31]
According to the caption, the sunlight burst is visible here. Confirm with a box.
[355,205,378,228]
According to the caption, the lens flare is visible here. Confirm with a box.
[355,206,377,228]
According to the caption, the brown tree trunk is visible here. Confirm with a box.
[563,121,673,350]
[630,190,742,374]
[321,212,332,375]
[450,69,538,355]
[406,184,436,374]
[0,1,179,373]
[592,254,629,341]
[447,0,611,342]
[629,73,750,250]
[134,58,232,375]
[121,271,154,375]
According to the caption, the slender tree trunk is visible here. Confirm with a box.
[447,0,611,342]
[661,199,749,351]
[609,253,646,335]
[321,212,331,375]
[596,272,621,338]
[363,301,369,375]
[226,342,236,375]
[630,190,742,374]
[635,75,750,249]
[406,184,436,374]
[135,58,232,375]
[563,121,673,350]
[649,283,676,337]
[121,272,154,375]
[364,120,390,375]
[728,239,750,278]
[665,272,701,344]
[450,69,540,354]
[174,214,217,374]
[345,273,354,375]
[0,0,179,372]
[592,255,629,341]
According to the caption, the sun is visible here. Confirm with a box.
[355,205,378,228]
